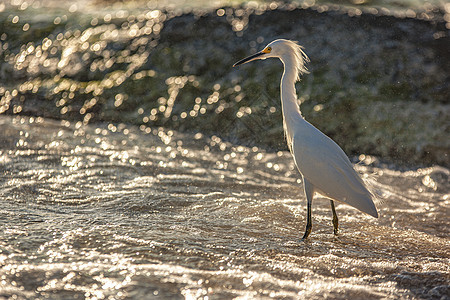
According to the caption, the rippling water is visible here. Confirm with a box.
[0,115,449,299]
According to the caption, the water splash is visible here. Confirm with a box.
[0,115,449,298]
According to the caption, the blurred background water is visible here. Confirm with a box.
[0,0,449,299]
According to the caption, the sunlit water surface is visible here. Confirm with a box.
[0,115,449,299]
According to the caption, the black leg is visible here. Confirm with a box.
[301,179,314,240]
[330,200,339,235]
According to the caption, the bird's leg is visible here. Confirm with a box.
[301,199,312,240]
[301,179,313,240]
[330,200,339,235]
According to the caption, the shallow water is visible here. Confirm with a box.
[0,115,449,299]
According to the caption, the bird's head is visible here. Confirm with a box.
[233,39,309,81]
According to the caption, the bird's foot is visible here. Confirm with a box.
[301,224,312,241]
[332,218,339,235]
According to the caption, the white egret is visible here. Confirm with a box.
[233,39,378,240]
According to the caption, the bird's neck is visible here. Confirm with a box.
[280,55,304,150]
[280,56,302,118]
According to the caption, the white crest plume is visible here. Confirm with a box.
[280,39,310,82]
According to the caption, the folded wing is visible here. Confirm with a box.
[292,123,378,218]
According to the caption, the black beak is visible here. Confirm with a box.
[233,52,265,67]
